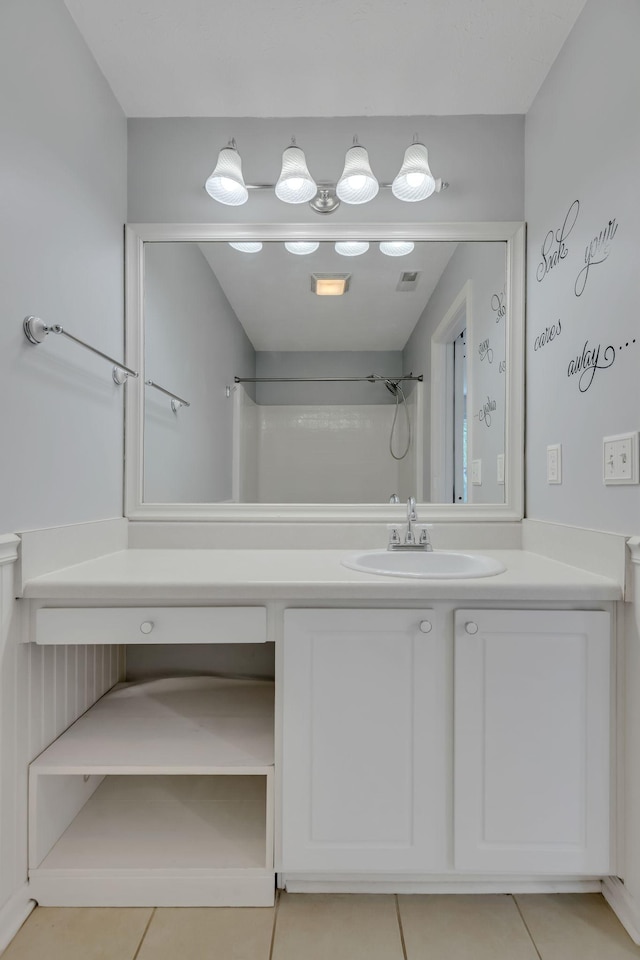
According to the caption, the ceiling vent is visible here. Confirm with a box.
[396,271,421,292]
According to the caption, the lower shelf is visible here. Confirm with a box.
[30,775,274,906]
[29,677,276,906]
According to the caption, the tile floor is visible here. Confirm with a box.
[3,892,640,959]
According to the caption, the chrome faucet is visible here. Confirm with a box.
[387,497,433,551]
[406,496,417,544]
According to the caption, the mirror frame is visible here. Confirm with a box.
[124,221,525,522]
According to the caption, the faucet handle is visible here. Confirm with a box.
[387,525,402,548]
[417,524,433,549]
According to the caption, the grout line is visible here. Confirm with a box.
[131,907,156,960]
[394,894,409,960]
[268,886,281,960]
[512,895,543,960]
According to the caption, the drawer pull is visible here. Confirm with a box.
[465,621,479,635]
[139,621,155,635]
[419,620,433,633]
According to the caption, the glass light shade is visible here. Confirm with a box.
[229,242,263,253]
[392,143,436,202]
[336,145,379,204]
[379,241,415,257]
[335,241,369,257]
[275,146,317,204]
[284,241,320,255]
[204,146,248,206]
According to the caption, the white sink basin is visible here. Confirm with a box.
[342,549,506,579]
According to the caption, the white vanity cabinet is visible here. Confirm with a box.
[453,609,611,875]
[281,608,450,873]
[281,605,612,880]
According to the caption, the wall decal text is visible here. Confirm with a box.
[475,396,497,427]
[534,319,562,351]
[478,338,494,363]
[499,359,507,374]
[574,218,618,296]
[567,340,615,392]
[536,199,580,282]
[491,291,506,322]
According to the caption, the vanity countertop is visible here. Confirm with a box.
[20,548,622,602]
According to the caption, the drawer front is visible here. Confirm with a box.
[34,606,267,645]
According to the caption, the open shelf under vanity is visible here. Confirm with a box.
[28,676,275,906]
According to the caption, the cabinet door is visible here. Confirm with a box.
[454,609,610,874]
[281,608,448,873]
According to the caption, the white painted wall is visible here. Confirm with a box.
[524,0,640,943]
[144,243,255,503]
[404,243,507,503]
[0,0,127,534]
[524,0,640,533]
[0,0,127,938]
[127,116,524,224]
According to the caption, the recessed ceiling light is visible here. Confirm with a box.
[285,241,320,255]
[311,273,351,296]
[228,241,263,253]
[335,241,369,257]
[380,241,415,257]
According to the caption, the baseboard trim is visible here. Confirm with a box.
[283,876,603,895]
[602,877,640,945]
[0,885,36,953]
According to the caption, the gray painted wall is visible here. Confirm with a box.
[0,0,127,533]
[404,243,507,502]
[255,352,404,405]
[144,244,256,503]
[128,115,524,223]
[525,0,640,534]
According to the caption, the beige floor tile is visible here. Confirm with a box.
[399,894,539,960]
[135,906,275,960]
[272,892,404,960]
[515,893,640,959]
[1,906,152,960]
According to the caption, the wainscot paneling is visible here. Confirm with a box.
[0,535,123,950]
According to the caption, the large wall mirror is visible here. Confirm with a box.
[125,223,524,521]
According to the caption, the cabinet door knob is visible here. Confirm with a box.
[419,620,432,633]
[140,621,154,634]
[465,621,479,635]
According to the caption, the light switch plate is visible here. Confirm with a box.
[471,459,482,485]
[497,454,505,484]
[603,432,639,485]
[547,444,562,483]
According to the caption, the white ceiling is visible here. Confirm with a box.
[64,0,586,118]
[198,241,461,351]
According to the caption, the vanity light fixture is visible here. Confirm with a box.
[284,241,320,255]
[336,137,379,205]
[311,273,351,296]
[335,241,369,257]
[275,139,317,204]
[392,137,436,202]
[379,241,415,257]
[204,139,248,206]
[203,137,447,213]
[228,241,263,253]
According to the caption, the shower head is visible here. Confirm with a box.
[384,378,401,396]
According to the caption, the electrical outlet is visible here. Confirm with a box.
[547,444,562,484]
[603,432,639,485]
[497,454,504,484]
[471,459,482,485]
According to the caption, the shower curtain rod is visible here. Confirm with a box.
[234,374,423,384]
